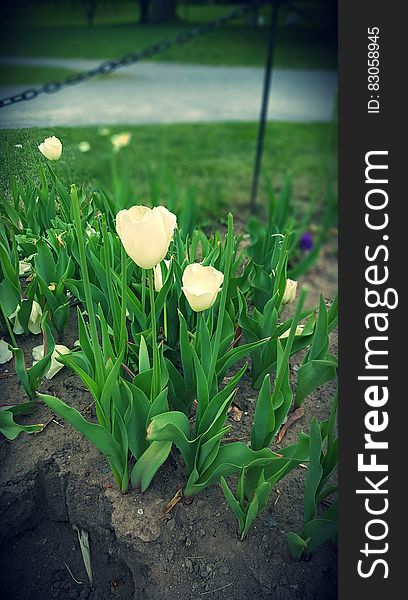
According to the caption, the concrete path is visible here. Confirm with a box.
[0,57,337,129]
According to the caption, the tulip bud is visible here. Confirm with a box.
[299,232,313,252]
[78,141,90,153]
[154,259,170,292]
[282,278,298,304]
[38,136,62,161]
[182,263,224,312]
[116,205,177,270]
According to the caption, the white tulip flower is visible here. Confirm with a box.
[182,263,224,312]
[111,132,132,152]
[32,344,71,379]
[282,278,298,304]
[38,136,62,161]
[116,205,176,270]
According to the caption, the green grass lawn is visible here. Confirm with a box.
[0,121,337,215]
[0,3,337,72]
[0,65,81,86]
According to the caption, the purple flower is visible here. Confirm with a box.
[299,232,313,252]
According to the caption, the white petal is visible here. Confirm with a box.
[13,313,24,335]
[32,344,70,379]
[0,339,12,364]
[19,261,31,276]
[156,206,177,242]
[28,301,42,335]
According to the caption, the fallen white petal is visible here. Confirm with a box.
[32,344,71,379]
[0,339,13,364]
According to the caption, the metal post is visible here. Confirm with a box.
[250,0,280,212]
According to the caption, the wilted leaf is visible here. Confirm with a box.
[276,407,305,444]
[74,526,92,585]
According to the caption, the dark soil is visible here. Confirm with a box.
[0,246,338,600]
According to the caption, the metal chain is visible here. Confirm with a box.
[0,1,270,109]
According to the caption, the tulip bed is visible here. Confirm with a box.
[0,136,338,600]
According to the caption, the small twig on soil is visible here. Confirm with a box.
[36,537,48,545]
[34,417,54,433]
[84,399,95,413]
[200,582,233,595]
[35,417,64,433]
[160,488,183,518]
[64,562,83,585]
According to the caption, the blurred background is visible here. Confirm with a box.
[0,0,338,219]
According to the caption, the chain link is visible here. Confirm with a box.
[0,1,270,109]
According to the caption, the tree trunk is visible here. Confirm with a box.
[139,0,150,24]
[150,0,178,24]
[83,0,97,27]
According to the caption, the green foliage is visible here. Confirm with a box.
[221,432,311,539]
[11,317,56,400]
[32,238,73,333]
[220,293,338,540]
[1,122,337,211]
[295,296,338,407]
[0,409,43,440]
[285,392,338,559]
[247,173,337,282]
[0,131,338,539]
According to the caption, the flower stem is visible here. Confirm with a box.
[196,310,202,354]
[120,244,127,350]
[163,303,168,341]
[147,269,159,401]
[70,185,104,388]
[0,301,17,347]
[141,269,146,313]
[207,213,234,392]
[273,288,307,407]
